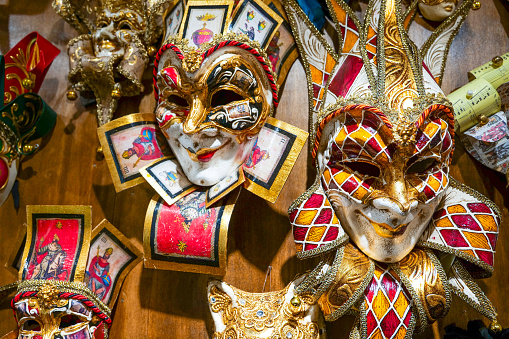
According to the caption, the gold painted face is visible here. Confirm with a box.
[319,108,452,262]
[155,46,273,186]
[14,295,102,339]
[93,9,146,55]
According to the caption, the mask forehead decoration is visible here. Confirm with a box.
[7,207,141,339]
[0,33,59,209]
[53,0,173,126]
[208,279,326,339]
[95,0,307,275]
[285,0,502,336]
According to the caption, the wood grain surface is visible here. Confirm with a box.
[0,0,508,338]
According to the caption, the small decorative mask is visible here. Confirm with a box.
[208,279,327,339]
[417,0,459,21]
[53,0,173,126]
[285,0,502,336]
[0,33,59,208]
[9,207,141,339]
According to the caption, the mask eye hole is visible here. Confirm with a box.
[22,319,42,331]
[97,21,108,28]
[167,95,189,108]
[210,89,244,107]
[407,157,439,174]
[343,161,380,177]
[60,314,84,329]
[118,21,133,30]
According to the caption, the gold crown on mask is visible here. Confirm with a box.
[98,0,146,16]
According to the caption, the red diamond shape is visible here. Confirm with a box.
[380,309,400,338]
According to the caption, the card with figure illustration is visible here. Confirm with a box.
[144,191,238,275]
[85,220,142,308]
[163,0,186,41]
[140,156,198,206]
[20,206,92,282]
[243,117,308,202]
[229,0,282,50]
[98,113,172,192]
[264,0,298,86]
[205,166,245,207]
[179,0,234,49]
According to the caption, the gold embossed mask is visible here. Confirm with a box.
[154,42,275,186]
[208,280,326,339]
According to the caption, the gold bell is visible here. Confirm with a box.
[23,144,34,153]
[147,46,157,57]
[489,319,502,333]
[290,296,301,307]
[111,84,122,99]
[478,114,489,125]
[22,78,35,90]
[67,89,78,101]
[96,146,103,155]
[492,56,504,67]
[472,1,481,10]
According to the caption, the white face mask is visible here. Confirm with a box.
[155,47,273,186]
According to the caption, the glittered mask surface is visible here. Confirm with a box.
[317,107,453,262]
[208,280,326,339]
[155,44,273,186]
[14,285,106,339]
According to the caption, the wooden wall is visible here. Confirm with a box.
[0,0,508,337]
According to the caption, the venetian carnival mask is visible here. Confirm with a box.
[7,207,141,339]
[285,0,502,336]
[418,0,458,22]
[53,0,173,126]
[155,41,274,186]
[208,279,326,339]
[0,33,59,208]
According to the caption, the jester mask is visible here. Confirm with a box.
[53,0,172,125]
[285,0,501,336]
[154,34,277,186]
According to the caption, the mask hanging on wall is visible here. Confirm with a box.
[284,0,502,336]
[208,279,327,339]
[0,33,59,208]
[97,0,308,275]
[6,206,141,339]
[53,0,174,126]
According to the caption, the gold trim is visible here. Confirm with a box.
[206,166,245,208]
[178,0,234,41]
[243,117,308,203]
[5,226,26,277]
[21,206,92,282]
[97,113,159,192]
[90,219,142,308]
[143,191,238,275]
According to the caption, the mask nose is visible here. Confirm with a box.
[183,95,205,134]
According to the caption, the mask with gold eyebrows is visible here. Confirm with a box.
[285,0,502,336]
[154,34,277,186]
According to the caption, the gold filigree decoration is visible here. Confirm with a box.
[383,0,418,116]
[209,283,321,339]
[4,38,39,103]
[182,50,203,73]
[36,283,68,308]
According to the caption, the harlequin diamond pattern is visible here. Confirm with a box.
[310,53,337,113]
[431,202,499,268]
[364,264,412,339]
[289,186,346,254]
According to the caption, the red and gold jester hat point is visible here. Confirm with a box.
[153,33,279,108]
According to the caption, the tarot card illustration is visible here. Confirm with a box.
[180,0,234,48]
[21,206,92,282]
[85,220,142,307]
[140,156,197,206]
[163,0,186,41]
[243,117,308,202]
[229,0,282,49]
[206,165,245,207]
[98,113,172,192]
[144,190,238,275]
